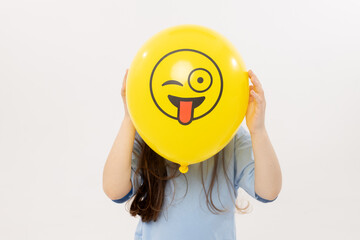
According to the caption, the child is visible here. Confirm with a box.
[103,69,282,240]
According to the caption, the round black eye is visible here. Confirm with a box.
[188,68,212,93]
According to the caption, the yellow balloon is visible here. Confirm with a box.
[127,24,249,174]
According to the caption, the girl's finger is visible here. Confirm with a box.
[249,85,254,101]
[250,89,263,104]
[249,71,262,91]
[249,94,254,102]
[122,69,128,87]
[121,69,128,97]
[248,70,264,95]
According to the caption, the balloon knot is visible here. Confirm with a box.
[179,165,189,174]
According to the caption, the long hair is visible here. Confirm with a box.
[128,138,251,222]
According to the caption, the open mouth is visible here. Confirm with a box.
[168,95,205,125]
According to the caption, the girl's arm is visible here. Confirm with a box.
[246,70,282,200]
[103,70,136,200]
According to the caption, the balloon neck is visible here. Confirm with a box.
[179,165,189,174]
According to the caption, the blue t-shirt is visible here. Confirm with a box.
[112,126,277,240]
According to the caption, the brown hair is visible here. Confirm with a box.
[128,138,251,222]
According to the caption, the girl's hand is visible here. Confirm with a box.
[121,69,130,118]
[245,70,266,135]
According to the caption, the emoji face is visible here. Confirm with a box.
[150,49,223,125]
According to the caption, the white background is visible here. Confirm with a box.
[1,0,359,239]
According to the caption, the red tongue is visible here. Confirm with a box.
[179,101,193,124]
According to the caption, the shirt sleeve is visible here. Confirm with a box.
[112,131,143,204]
[234,126,277,203]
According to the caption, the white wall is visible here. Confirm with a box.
[1,0,359,239]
